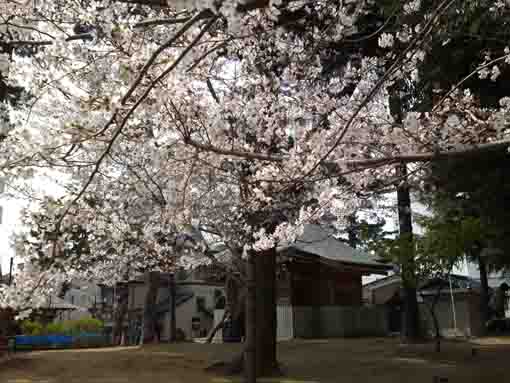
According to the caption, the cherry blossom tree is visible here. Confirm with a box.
[2,0,510,379]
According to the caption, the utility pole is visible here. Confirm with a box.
[8,257,13,286]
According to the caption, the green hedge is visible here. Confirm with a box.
[21,318,104,336]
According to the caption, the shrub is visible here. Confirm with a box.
[21,320,44,336]
[65,318,104,335]
[20,318,104,336]
[45,322,66,335]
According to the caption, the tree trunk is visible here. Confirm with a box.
[254,248,278,377]
[206,310,227,344]
[432,310,441,353]
[207,274,246,344]
[478,254,490,336]
[397,163,420,342]
[244,251,256,383]
[168,273,177,342]
[143,271,160,343]
[207,249,278,379]
[423,284,442,353]
[113,285,129,345]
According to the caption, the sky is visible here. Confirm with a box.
[0,172,67,275]
[0,196,23,274]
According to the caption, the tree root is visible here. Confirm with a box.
[205,353,284,377]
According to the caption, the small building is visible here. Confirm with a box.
[418,275,485,338]
[117,270,224,343]
[276,224,391,338]
[60,279,101,321]
[34,296,86,324]
[362,274,402,333]
[213,224,392,341]
[158,277,223,340]
[363,274,487,338]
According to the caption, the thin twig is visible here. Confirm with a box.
[303,0,456,179]
[55,15,218,229]
[134,16,194,28]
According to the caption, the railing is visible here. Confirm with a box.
[12,333,111,351]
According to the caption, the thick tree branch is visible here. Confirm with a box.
[115,0,272,13]
[134,16,195,28]
[184,134,510,170]
[4,33,94,46]
[345,139,510,168]
[183,137,282,162]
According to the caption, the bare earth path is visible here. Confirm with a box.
[0,346,210,383]
[1,338,509,383]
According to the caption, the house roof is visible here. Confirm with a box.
[281,224,390,272]
[363,274,401,289]
[363,274,485,297]
[419,274,484,294]
[44,296,88,311]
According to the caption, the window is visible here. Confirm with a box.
[196,296,206,310]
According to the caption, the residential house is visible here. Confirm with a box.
[418,275,485,338]
[44,296,87,323]
[60,279,102,321]
[362,274,402,333]
[363,274,487,338]
[106,268,224,343]
[465,260,510,317]
[158,273,223,340]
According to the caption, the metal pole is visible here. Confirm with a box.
[448,276,458,336]
[8,257,13,286]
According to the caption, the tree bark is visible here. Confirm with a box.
[397,163,421,342]
[206,310,227,344]
[422,284,442,353]
[207,249,279,379]
[244,251,256,383]
[168,273,177,342]
[143,271,161,343]
[478,254,490,336]
[254,248,278,377]
[113,285,129,345]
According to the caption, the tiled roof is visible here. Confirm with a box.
[281,224,390,270]
[44,296,88,311]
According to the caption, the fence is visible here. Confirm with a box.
[213,305,388,341]
[13,333,111,350]
[276,305,294,340]
[293,306,389,338]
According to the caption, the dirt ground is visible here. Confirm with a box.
[1,337,509,383]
